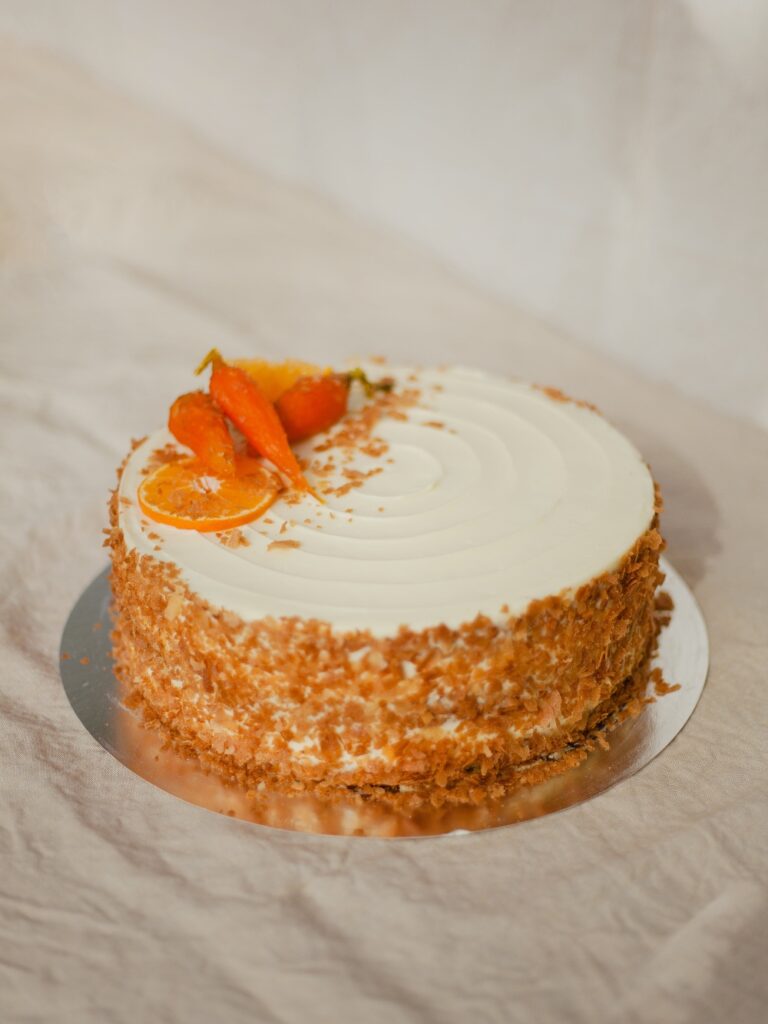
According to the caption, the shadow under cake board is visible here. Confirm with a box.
[59,557,708,838]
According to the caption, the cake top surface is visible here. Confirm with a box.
[118,363,655,634]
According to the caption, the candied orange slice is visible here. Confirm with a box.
[231,358,330,402]
[138,457,280,532]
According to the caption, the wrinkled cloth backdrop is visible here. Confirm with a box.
[1,41,767,1024]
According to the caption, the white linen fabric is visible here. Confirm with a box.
[2,1,768,428]
[1,42,767,1024]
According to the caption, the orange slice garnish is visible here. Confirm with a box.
[138,457,281,532]
[232,358,331,402]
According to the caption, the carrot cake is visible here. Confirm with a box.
[107,359,665,808]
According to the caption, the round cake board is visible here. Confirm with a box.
[59,557,708,838]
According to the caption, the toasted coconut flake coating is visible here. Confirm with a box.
[107,440,668,808]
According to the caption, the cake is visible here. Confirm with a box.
[107,360,665,808]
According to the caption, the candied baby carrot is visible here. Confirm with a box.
[195,349,314,494]
[168,391,236,477]
[275,374,349,442]
[276,369,395,442]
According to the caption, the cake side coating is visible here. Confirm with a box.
[107,476,664,808]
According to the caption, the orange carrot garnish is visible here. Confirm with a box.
[168,391,237,477]
[276,369,393,442]
[195,349,314,494]
[275,374,349,443]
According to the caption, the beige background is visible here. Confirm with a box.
[1,0,767,426]
[1,29,767,1024]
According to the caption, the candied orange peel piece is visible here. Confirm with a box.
[138,457,281,532]
[231,358,331,402]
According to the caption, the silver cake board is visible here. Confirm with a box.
[59,557,708,838]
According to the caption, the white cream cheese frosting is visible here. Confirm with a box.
[118,365,655,636]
